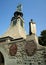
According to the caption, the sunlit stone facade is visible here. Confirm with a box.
[0,4,46,65]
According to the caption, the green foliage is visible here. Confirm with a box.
[38,30,46,46]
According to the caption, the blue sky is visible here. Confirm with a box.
[0,0,46,36]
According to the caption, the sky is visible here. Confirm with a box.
[0,0,46,36]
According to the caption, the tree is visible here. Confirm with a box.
[38,30,46,46]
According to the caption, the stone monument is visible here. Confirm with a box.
[0,4,46,65]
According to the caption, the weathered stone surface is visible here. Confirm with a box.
[0,4,46,65]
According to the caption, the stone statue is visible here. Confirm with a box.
[17,4,22,12]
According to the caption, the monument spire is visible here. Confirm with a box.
[14,4,23,17]
[1,4,26,39]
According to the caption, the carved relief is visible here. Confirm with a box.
[25,40,37,56]
[9,44,17,56]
